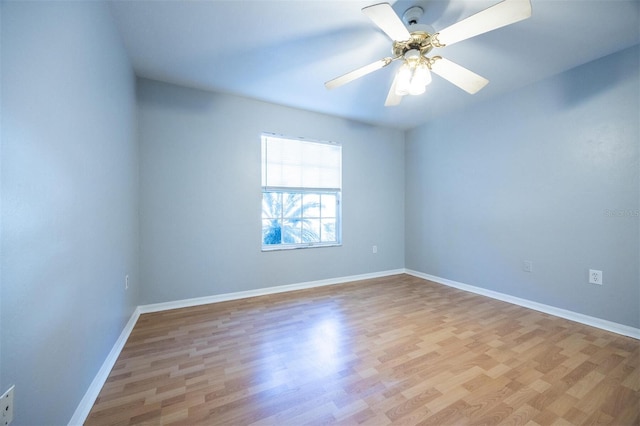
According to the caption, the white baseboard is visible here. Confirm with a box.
[405,269,640,340]
[138,269,406,314]
[68,306,141,426]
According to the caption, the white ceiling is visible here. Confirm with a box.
[109,0,639,130]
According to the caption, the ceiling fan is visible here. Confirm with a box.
[325,0,532,106]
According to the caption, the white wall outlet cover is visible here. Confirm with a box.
[523,261,533,272]
[1,385,14,426]
[589,269,603,285]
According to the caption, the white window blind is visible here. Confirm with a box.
[262,134,342,190]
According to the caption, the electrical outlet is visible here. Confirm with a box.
[372,245,378,254]
[523,260,533,272]
[1,385,14,426]
[589,269,603,285]
[125,275,129,290]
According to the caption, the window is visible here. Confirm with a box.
[261,134,342,250]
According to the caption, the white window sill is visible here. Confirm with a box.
[261,243,342,252]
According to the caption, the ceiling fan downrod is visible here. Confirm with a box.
[402,6,424,26]
[393,5,440,60]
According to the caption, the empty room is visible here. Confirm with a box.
[1,0,638,424]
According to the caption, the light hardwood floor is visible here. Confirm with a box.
[86,274,639,425]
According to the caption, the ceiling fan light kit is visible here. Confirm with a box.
[395,49,432,96]
[325,0,532,106]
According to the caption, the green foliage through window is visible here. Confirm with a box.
[262,191,338,245]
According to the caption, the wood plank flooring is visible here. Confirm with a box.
[85,274,639,425]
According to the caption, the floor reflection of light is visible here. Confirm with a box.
[256,311,346,387]
[309,317,343,375]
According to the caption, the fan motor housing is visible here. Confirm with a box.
[392,31,436,58]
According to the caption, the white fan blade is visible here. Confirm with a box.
[384,70,404,106]
[362,3,411,42]
[325,57,393,90]
[436,0,532,46]
[430,57,489,94]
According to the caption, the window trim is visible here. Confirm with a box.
[261,133,342,251]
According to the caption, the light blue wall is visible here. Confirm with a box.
[0,0,3,397]
[1,2,139,424]
[406,45,639,328]
[138,78,405,304]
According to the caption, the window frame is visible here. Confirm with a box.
[261,134,342,251]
